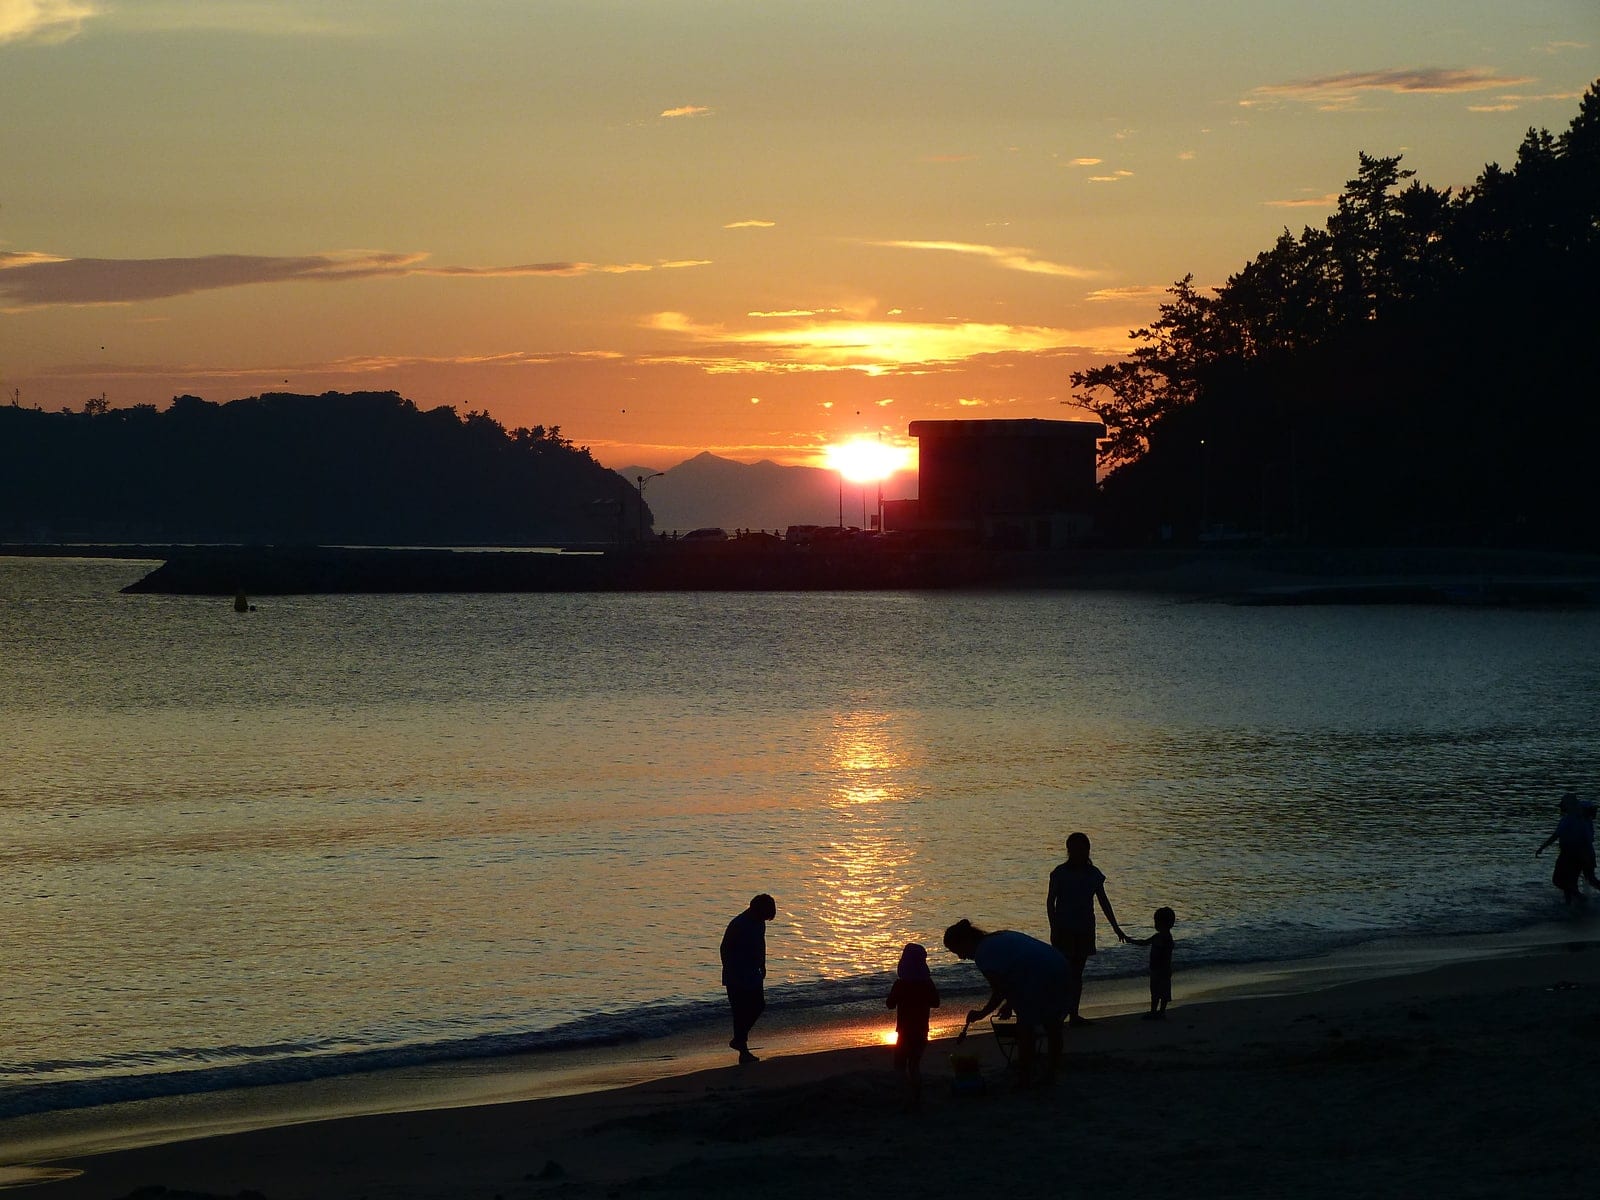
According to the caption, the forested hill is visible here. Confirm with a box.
[0,391,648,545]
[1076,81,1600,550]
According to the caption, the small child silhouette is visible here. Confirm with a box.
[886,942,941,1109]
[1126,907,1176,1020]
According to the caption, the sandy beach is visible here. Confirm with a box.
[10,925,1599,1200]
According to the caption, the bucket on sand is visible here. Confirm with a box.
[948,1050,984,1094]
[948,1016,984,1094]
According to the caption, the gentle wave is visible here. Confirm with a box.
[0,892,1560,1120]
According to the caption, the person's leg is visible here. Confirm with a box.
[1015,1024,1036,1085]
[728,988,764,1059]
[1042,1019,1062,1082]
[906,1043,925,1109]
[1066,955,1091,1025]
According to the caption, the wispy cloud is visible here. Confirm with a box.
[643,311,1131,375]
[424,258,709,277]
[43,349,627,383]
[1084,284,1171,303]
[1245,67,1535,111]
[1264,192,1340,208]
[747,308,844,318]
[660,104,712,119]
[724,219,776,229]
[0,1,370,40]
[0,250,708,308]
[1067,157,1103,166]
[1087,170,1135,183]
[0,0,97,44]
[867,240,1100,280]
[1471,87,1588,111]
[108,2,365,36]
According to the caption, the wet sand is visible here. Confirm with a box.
[11,922,1599,1200]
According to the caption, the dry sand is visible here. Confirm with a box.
[10,931,1600,1200]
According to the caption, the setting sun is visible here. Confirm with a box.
[823,439,914,484]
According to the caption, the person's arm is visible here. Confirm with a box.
[887,980,900,1009]
[966,973,1006,1024]
[1537,827,1560,855]
[1096,886,1128,942]
[1125,933,1152,946]
[1046,871,1060,925]
[929,981,941,1008]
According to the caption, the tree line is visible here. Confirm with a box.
[0,390,648,545]
[1075,80,1600,548]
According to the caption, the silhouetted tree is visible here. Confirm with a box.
[0,391,650,545]
[1077,80,1600,549]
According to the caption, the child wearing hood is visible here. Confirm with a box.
[886,942,941,1109]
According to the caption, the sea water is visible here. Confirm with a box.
[2,555,1597,1122]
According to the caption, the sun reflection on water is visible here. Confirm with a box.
[791,710,928,979]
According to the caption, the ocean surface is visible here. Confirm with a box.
[3,555,1598,1122]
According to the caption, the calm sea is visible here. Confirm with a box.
[2,555,1597,1120]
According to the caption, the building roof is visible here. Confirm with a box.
[907,417,1106,440]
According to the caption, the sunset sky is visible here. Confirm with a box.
[2,1,1594,470]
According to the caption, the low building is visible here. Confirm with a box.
[888,418,1105,549]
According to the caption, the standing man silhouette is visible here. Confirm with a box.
[720,892,776,1064]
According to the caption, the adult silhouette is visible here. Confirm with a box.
[720,893,776,1064]
[942,919,1066,1085]
[1046,832,1128,1025]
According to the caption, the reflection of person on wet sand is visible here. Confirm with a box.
[943,919,1066,1086]
[885,942,940,1110]
[1047,831,1128,1025]
[720,893,776,1064]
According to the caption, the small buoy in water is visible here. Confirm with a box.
[234,590,249,613]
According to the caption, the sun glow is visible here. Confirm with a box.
[823,439,912,483]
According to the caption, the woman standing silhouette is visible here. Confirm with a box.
[1046,832,1128,1026]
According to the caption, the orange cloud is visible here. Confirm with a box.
[724,219,776,229]
[748,308,844,318]
[1084,284,1170,302]
[868,239,1100,279]
[660,104,712,118]
[643,310,1132,374]
[1068,157,1103,166]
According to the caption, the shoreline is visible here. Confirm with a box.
[7,544,1600,601]
[9,915,1599,1195]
